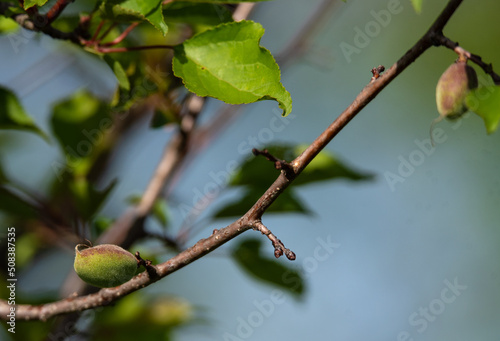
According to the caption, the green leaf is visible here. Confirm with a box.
[150,108,175,128]
[50,90,110,166]
[127,195,169,227]
[232,238,304,298]
[294,146,374,186]
[103,56,131,91]
[23,0,48,10]
[213,144,371,219]
[69,178,116,220]
[99,0,168,35]
[229,145,293,189]
[151,198,169,227]
[50,15,81,32]
[0,160,9,184]
[163,2,233,27]
[411,0,423,13]
[93,216,114,234]
[93,294,191,336]
[16,233,41,268]
[214,188,311,218]
[0,187,38,219]
[466,86,500,134]
[173,20,292,116]
[0,17,18,33]
[0,86,47,139]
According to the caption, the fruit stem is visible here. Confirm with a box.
[75,243,91,254]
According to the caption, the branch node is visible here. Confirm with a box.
[135,251,160,282]
[440,35,500,85]
[252,148,294,177]
[370,65,385,81]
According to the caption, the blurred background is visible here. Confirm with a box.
[1,0,500,340]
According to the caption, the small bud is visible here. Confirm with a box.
[74,244,138,288]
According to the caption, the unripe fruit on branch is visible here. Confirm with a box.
[436,60,478,119]
[431,59,478,144]
[74,244,138,288]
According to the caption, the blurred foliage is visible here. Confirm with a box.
[0,86,47,139]
[411,0,423,14]
[467,85,500,134]
[1,0,498,340]
[0,2,301,339]
[91,293,193,341]
[232,238,305,298]
[0,16,17,33]
[127,195,170,227]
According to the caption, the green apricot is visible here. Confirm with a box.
[431,60,478,145]
[435,60,478,119]
[74,244,138,288]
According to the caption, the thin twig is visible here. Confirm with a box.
[0,3,81,44]
[45,0,73,25]
[168,0,343,235]
[90,20,105,43]
[253,221,296,260]
[0,0,466,322]
[233,3,256,22]
[435,35,500,84]
[252,148,294,177]
[95,95,199,248]
[292,0,463,174]
[96,22,117,44]
[95,44,175,53]
[100,22,139,47]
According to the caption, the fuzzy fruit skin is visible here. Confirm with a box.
[436,61,478,120]
[74,244,137,288]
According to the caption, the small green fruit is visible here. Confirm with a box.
[431,60,478,145]
[74,244,138,288]
[435,60,478,119]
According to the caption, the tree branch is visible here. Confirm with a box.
[45,0,73,25]
[252,220,296,260]
[57,97,201,300]
[0,0,467,322]
[94,95,201,248]
[292,0,463,172]
[434,35,500,85]
[172,0,345,223]
[0,2,82,44]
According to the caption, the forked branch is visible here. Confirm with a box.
[0,0,473,322]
